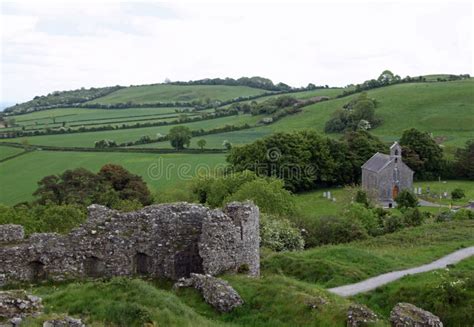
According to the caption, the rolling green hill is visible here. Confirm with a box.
[0,77,472,205]
[87,84,270,104]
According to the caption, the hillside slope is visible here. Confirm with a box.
[88,84,270,104]
[170,79,474,149]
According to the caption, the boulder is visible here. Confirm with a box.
[390,303,443,327]
[43,316,85,327]
[174,273,243,313]
[347,304,378,327]
[0,290,43,322]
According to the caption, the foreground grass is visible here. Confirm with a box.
[24,275,366,327]
[0,150,226,205]
[355,257,474,326]
[28,278,225,327]
[176,274,359,327]
[262,220,474,288]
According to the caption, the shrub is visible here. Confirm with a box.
[260,215,304,251]
[451,188,466,200]
[344,203,381,236]
[355,190,370,207]
[295,215,368,247]
[0,203,86,235]
[453,209,474,220]
[383,214,404,233]
[225,178,296,216]
[395,189,418,209]
[435,210,454,222]
[402,207,424,226]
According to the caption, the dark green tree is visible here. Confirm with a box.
[395,189,418,209]
[197,139,207,150]
[400,128,444,179]
[168,126,192,150]
[455,140,474,180]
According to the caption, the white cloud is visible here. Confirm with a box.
[0,1,472,102]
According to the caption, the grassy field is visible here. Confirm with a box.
[355,256,474,326]
[1,114,261,147]
[414,180,474,205]
[262,220,474,288]
[25,275,355,327]
[12,107,181,124]
[146,79,474,150]
[0,145,24,161]
[88,84,269,104]
[0,150,226,205]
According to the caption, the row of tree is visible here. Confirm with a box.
[338,71,470,98]
[227,128,474,193]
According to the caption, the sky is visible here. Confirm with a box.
[1,0,473,103]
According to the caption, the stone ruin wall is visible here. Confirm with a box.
[0,202,259,285]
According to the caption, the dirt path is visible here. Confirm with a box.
[328,246,474,297]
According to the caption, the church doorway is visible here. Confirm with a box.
[392,185,399,199]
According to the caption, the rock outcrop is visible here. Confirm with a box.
[174,273,244,313]
[0,202,259,284]
[42,316,85,327]
[347,304,378,327]
[390,303,443,327]
[0,225,24,243]
[0,290,43,325]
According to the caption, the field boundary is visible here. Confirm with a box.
[0,142,227,155]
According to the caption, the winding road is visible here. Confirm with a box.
[328,246,474,297]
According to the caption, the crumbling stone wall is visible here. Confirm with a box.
[0,202,259,284]
[0,225,24,243]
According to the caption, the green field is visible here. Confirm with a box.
[414,180,474,205]
[0,145,24,161]
[88,84,270,104]
[0,150,226,205]
[1,114,261,147]
[12,107,181,124]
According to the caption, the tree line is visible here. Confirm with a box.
[227,128,474,193]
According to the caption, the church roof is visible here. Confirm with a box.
[361,152,392,172]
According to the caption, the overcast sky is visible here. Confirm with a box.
[1,1,472,103]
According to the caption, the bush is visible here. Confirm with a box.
[260,215,304,251]
[383,214,404,233]
[453,209,474,220]
[344,203,381,236]
[402,208,424,226]
[355,190,370,207]
[295,215,368,247]
[224,178,296,216]
[435,210,454,222]
[0,203,86,235]
[451,188,466,200]
[395,189,418,209]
